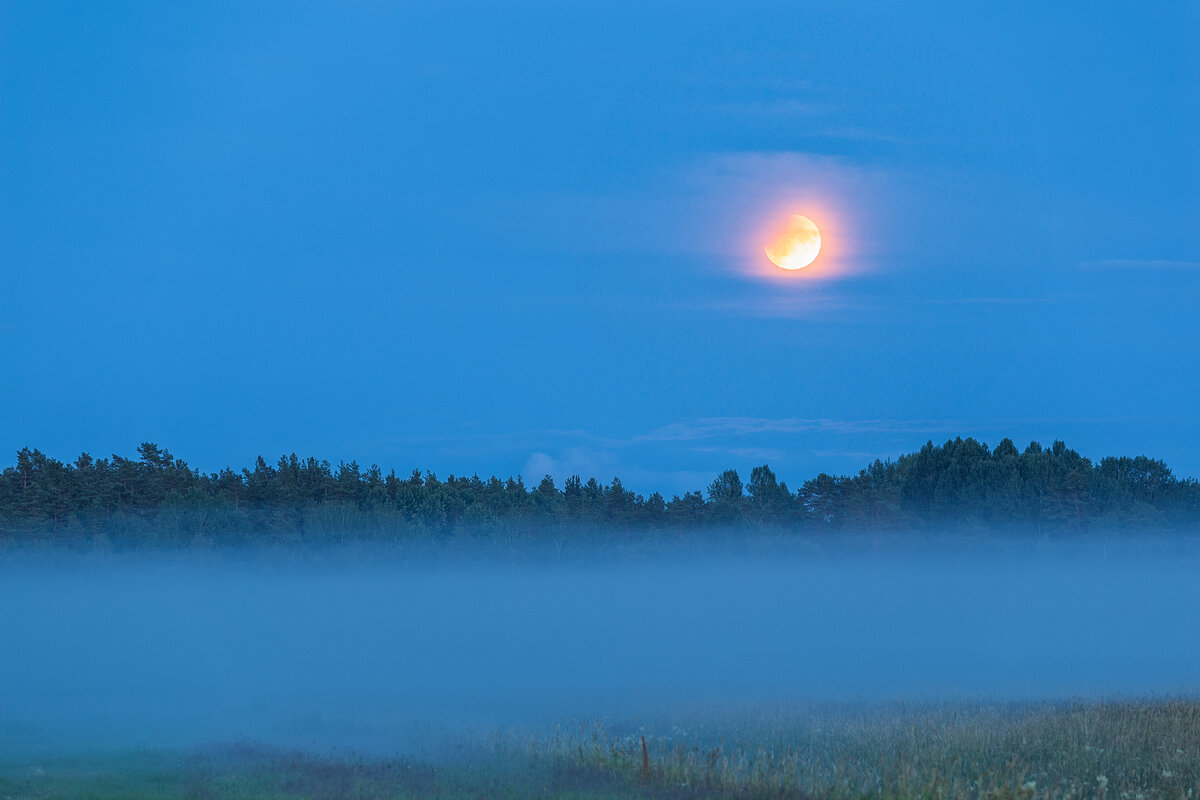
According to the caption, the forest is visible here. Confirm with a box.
[1,437,1198,543]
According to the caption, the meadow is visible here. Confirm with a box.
[3,698,1199,799]
[3,539,1197,799]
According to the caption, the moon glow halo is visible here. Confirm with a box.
[765,215,821,270]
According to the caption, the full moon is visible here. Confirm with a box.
[765,215,821,270]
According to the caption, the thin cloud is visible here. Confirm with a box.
[1079,259,1200,271]
[524,448,710,495]
[703,99,827,118]
[810,126,914,145]
[915,296,1052,305]
[364,413,1200,493]
[812,449,902,463]
[636,417,968,442]
[379,427,619,449]
[690,292,864,320]
[690,446,785,461]
[633,414,1190,445]
[379,413,1188,453]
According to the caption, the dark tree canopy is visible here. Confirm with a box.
[1,438,1197,544]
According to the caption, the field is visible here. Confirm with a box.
[3,698,1198,799]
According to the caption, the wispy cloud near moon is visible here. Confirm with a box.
[671,152,897,276]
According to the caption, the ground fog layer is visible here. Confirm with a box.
[2,540,1197,758]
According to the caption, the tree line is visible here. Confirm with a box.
[1,437,1197,543]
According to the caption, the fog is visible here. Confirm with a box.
[2,536,1198,758]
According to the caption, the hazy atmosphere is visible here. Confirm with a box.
[2,2,1197,798]
[5,541,1200,759]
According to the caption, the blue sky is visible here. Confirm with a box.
[3,1,1198,494]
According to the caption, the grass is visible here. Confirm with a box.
[545,698,1200,800]
[2,698,1199,799]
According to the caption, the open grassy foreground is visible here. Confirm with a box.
[2,699,1198,799]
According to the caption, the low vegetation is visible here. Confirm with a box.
[546,698,1200,800]
[3,699,1198,799]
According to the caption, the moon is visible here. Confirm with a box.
[765,215,821,270]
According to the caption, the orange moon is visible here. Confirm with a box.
[765,215,821,270]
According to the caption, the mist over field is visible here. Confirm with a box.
[3,535,1198,760]
[3,0,1194,793]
